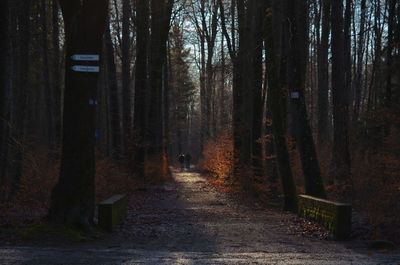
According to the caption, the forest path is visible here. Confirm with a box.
[1,170,399,264]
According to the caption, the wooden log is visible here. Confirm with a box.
[98,194,128,232]
[298,195,352,240]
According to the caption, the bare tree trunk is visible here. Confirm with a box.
[331,0,352,199]
[234,0,253,183]
[385,0,396,113]
[146,0,173,180]
[218,31,226,132]
[0,0,8,188]
[48,0,109,228]
[133,0,149,181]
[121,0,132,155]
[265,0,297,211]
[199,33,206,155]
[353,0,366,122]
[317,0,330,144]
[250,0,265,181]
[10,0,31,198]
[105,21,122,159]
[52,0,62,147]
[344,0,352,118]
[286,0,326,198]
[41,0,55,148]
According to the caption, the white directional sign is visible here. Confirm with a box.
[89,99,98,106]
[291,91,300,99]
[71,54,100,61]
[72,65,100,73]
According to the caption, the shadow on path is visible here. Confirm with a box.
[1,169,400,264]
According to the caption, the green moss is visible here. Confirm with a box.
[298,195,352,240]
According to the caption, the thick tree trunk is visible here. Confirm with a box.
[344,0,352,116]
[265,0,297,211]
[121,0,132,155]
[386,0,396,109]
[199,34,206,156]
[317,0,330,144]
[48,0,109,228]
[0,0,8,188]
[250,0,265,181]
[286,0,326,198]
[331,0,352,199]
[41,0,55,148]
[104,22,122,159]
[10,0,31,198]
[133,0,149,181]
[353,0,366,122]
[146,0,173,180]
[233,0,252,183]
[52,0,61,147]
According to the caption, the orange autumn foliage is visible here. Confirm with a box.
[201,132,234,180]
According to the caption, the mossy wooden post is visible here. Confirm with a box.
[98,195,128,232]
[298,195,352,240]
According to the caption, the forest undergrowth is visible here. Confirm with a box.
[200,120,400,244]
[0,148,136,233]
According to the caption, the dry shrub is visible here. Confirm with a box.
[0,146,59,228]
[201,131,233,180]
[95,152,137,202]
[0,146,137,228]
[353,126,400,241]
[143,153,171,184]
[15,147,59,209]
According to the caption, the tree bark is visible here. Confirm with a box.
[133,0,149,181]
[0,0,8,187]
[331,0,352,198]
[10,0,31,198]
[146,0,173,180]
[41,0,55,148]
[317,0,330,144]
[104,21,122,159]
[52,0,62,147]
[250,0,265,180]
[265,0,298,211]
[121,0,132,155]
[286,0,326,198]
[48,0,109,228]
[353,0,366,122]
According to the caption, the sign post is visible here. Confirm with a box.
[71,65,100,73]
[71,54,100,61]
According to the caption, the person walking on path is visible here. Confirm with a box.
[178,154,185,171]
[185,153,192,170]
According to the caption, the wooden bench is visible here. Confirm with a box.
[298,195,352,240]
[98,194,128,232]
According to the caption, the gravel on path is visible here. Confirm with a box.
[0,170,399,264]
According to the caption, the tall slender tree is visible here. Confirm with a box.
[133,0,149,181]
[317,0,331,144]
[104,20,122,159]
[0,0,8,188]
[331,0,352,198]
[121,0,132,154]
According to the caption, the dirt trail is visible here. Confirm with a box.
[0,170,399,264]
